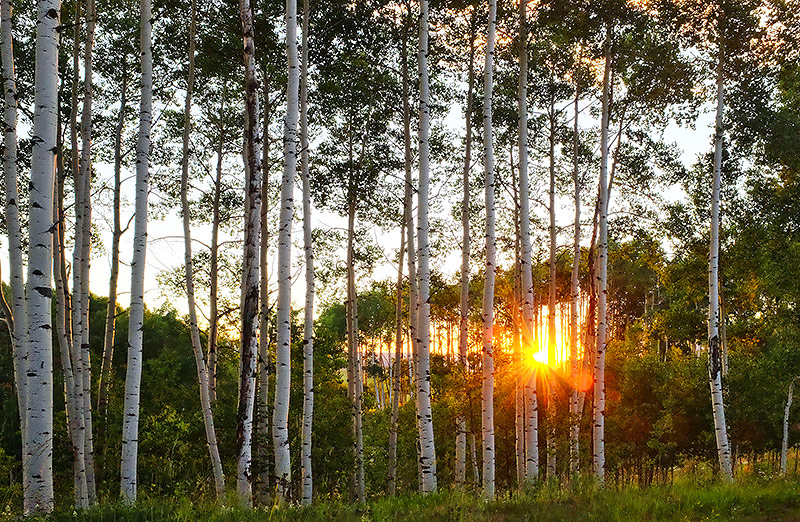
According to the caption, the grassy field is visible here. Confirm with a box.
[15,476,800,522]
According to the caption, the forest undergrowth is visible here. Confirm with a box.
[13,474,800,522]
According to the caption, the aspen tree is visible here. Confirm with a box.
[300,0,315,504]
[388,222,405,495]
[592,39,611,483]
[416,0,437,494]
[97,67,128,422]
[179,0,225,497]
[569,87,580,477]
[237,0,263,505]
[25,0,60,511]
[69,1,88,505]
[456,8,477,487]
[518,0,538,483]
[708,39,733,481]
[273,0,299,500]
[481,0,497,499]
[121,0,153,502]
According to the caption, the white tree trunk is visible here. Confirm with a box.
[120,0,152,501]
[0,0,26,443]
[208,105,224,405]
[52,142,82,508]
[400,10,423,489]
[179,0,225,498]
[299,0,314,503]
[592,41,611,483]
[455,12,476,487]
[24,0,60,512]
[481,0,497,500]
[416,0,437,495]
[273,0,298,501]
[256,91,270,506]
[78,0,97,500]
[68,2,88,505]
[98,66,127,423]
[389,222,405,495]
[237,0,263,506]
[781,377,797,476]
[546,104,557,479]
[346,200,365,502]
[708,45,733,481]
[517,0,538,483]
[569,89,581,477]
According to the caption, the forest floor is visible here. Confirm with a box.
[22,476,800,521]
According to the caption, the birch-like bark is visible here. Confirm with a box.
[299,0,314,503]
[24,0,60,512]
[346,198,365,502]
[0,0,26,443]
[708,42,733,481]
[179,0,225,497]
[592,40,611,483]
[455,10,476,487]
[512,180,524,487]
[209,101,225,404]
[569,88,581,477]
[255,88,270,506]
[78,0,97,499]
[416,0,437,494]
[518,0,538,482]
[68,2,88,505]
[546,100,557,478]
[98,65,128,422]
[273,0,297,501]
[120,0,152,501]
[388,222,405,495]
[53,118,82,508]
[481,0,497,499]
[400,9,423,488]
[238,0,263,505]
[781,377,798,475]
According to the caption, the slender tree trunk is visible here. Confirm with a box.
[389,222,405,495]
[512,174,524,487]
[569,87,581,477]
[546,100,557,479]
[416,0,437,494]
[208,100,225,404]
[781,377,799,475]
[68,0,88,506]
[708,42,733,481]
[300,0,314,503]
[255,87,270,506]
[24,0,60,512]
[592,39,611,483]
[120,0,152,502]
[78,0,97,500]
[346,197,365,503]
[455,11,476,487]
[0,0,26,449]
[400,6,423,489]
[53,112,82,509]
[97,65,127,424]
[518,0,538,483]
[481,0,497,499]
[237,0,263,505]
[781,377,798,476]
[273,0,297,500]
[179,0,225,497]
[0,0,33,504]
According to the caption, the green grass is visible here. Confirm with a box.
[15,476,800,521]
